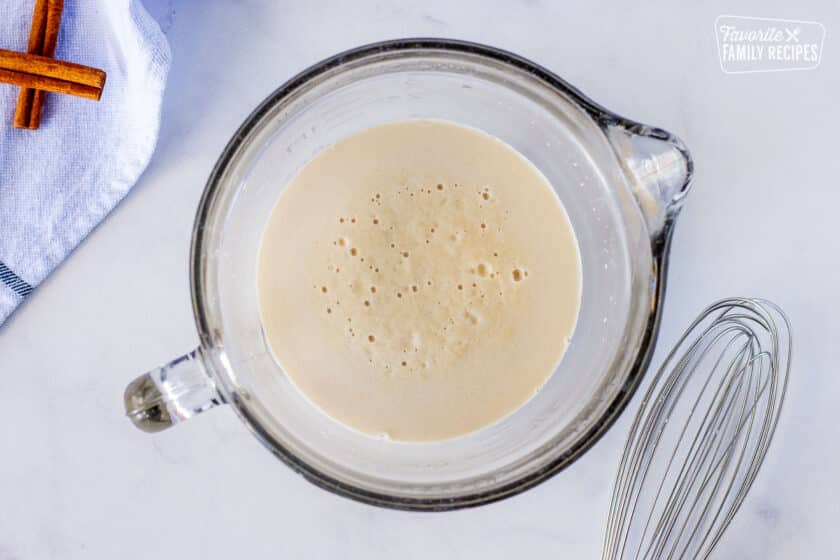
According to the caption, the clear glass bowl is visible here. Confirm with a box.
[124,39,693,510]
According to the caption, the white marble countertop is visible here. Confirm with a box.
[1,1,838,558]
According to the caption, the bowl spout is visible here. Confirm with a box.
[607,123,693,236]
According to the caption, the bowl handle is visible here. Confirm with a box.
[124,347,224,433]
[606,122,694,236]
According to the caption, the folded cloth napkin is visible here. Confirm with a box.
[0,0,170,326]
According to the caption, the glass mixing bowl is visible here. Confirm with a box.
[124,39,693,510]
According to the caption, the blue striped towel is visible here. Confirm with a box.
[0,0,170,326]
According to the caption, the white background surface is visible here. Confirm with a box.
[0,1,838,558]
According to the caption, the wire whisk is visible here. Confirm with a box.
[602,298,791,560]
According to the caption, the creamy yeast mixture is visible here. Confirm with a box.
[257,120,581,441]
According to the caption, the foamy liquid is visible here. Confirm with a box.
[257,120,581,441]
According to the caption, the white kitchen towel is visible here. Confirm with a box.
[0,0,170,326]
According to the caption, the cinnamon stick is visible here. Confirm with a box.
[13,0,51,129]
[28,0,65,128]
[0,49,105,100]
[0,67,102,100]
